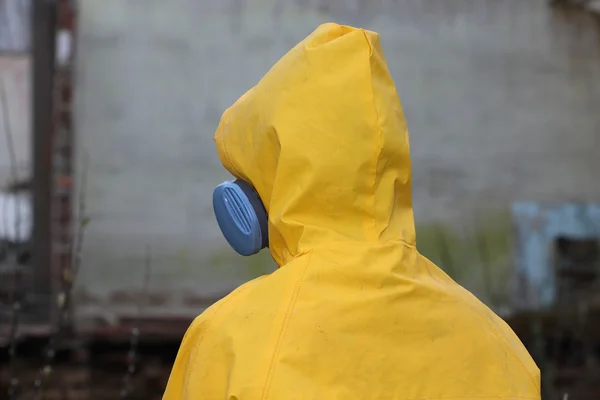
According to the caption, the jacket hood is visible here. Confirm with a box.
[214,23,415,266]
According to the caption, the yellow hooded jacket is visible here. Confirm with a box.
[163,23,541,400]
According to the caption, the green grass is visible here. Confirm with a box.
[416,212,513,307]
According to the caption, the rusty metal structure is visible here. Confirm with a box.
[49,0,77,337]
[0,0,77,342]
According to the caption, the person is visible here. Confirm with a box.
[163,23,540,400]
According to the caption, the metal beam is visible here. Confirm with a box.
[31,0,57,321]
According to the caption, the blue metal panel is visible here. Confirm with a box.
[512,202,600,310]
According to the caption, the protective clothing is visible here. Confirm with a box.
[163,23,541,400]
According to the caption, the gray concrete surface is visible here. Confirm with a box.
[0,2,30,186]
[0,0,31,53]
[73,0,600,317]
[0,55,30,186]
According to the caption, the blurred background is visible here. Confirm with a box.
[0,0,599,398]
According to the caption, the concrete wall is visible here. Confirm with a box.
[0,0,31,53]
[0,0,31,197]
[0,55,30,186]
[74,0,600,317]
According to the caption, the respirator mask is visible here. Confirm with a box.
[213,179,268,256]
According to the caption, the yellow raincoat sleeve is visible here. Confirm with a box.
[162,277,264,399]
[162,309,215,399]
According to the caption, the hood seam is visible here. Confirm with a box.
[362,29,383,243]
[261,250,313,400]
